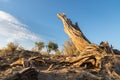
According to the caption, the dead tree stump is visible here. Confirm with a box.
[57,13,114,69]
[57,13,91,52]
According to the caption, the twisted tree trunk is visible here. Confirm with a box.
[57,13,90,52]
[57,13,108,69]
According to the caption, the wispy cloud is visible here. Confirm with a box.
[0,11,39,42]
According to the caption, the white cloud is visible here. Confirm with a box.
[0,11,38,43]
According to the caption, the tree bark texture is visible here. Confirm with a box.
[57,13,91,52]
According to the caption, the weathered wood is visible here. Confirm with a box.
[57,14,110,69]
[57,13,91,52]
[3,68,38,80]
[64,44,105,69]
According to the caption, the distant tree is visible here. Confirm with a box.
[55,49,61,55]
[0,48,7,55]
[62,40,79,56]
[7,42,19,52]
[47,41,58,54]
[17,46,25,51]
[35,42,44,52]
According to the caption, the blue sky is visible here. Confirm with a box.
[0,0,120,50]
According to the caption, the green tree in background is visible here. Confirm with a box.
[47,41,58,54]
[35,42,44,52]
[7,42,19,52]
[17,46,25,51]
